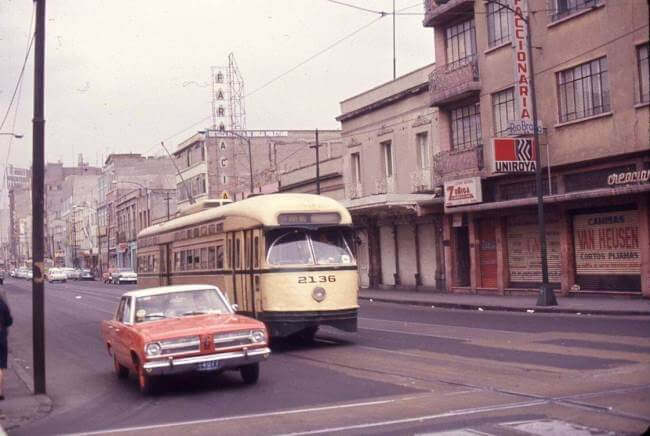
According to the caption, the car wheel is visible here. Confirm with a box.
[137,361,155,394]
[240,362,260,384]
[113,353,129,379]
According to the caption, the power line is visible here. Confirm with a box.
[2,3,36,193]
[140,14,386,157]
[245,15,385,99]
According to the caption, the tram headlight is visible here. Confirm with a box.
[312,287,327,303]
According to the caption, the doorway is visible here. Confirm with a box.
[454,227,470,287]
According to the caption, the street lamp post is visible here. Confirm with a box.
[0,132,24,138]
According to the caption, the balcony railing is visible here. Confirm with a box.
[373,177,396,195]
[429,57,480,106]
[410,169,432,193]
[347,181,363,199]
[432,144,484,186]
[424,0,475,27]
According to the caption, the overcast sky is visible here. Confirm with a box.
[1,0,434,171]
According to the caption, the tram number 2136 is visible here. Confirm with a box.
[298,275,336,284]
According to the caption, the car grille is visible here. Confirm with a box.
[213,331,254,350]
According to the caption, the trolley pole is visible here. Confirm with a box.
[310,129,321,195]
[32,0,47,395]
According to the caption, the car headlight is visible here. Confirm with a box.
[251,330,266,343]
[145,342,162,357]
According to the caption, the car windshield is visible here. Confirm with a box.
[266,227,354,265]
[117,268,133,273]
[134,288,230,323]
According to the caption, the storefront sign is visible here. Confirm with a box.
[507,215,561,283]
[573,210,640,275]
[444,177,482,207]
[507,119,543,136]
[493,138,536,173]
[607,170,650,186]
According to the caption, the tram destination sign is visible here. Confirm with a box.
[492,137,536,173]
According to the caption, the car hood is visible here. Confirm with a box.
[118,272,137,277]
[132,314,264,342]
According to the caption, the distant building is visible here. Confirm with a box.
[172,129,341,211]
[97,153,177,272]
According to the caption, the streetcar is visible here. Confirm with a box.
[136,193,358,339]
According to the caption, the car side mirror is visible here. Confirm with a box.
[231,304,239,312]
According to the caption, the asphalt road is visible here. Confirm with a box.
[3,278,650,435]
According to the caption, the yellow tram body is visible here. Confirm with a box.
[136,193,359,338]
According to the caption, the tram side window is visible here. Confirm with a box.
[244,235,250,269]
[208,247,216,269]
[217,245,224,269]
[254,237,259,268]
[266,229,314,265]
[227,239,232,269]
[194,249,200,269]
[201,247,208,269]
[235,239,241,269]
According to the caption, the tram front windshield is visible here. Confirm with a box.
[266,228,354,266]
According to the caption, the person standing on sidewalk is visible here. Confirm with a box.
[0,290,13,400]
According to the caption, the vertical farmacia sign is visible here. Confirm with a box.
[513,0,532,122]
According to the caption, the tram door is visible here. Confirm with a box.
[250,229,262,317]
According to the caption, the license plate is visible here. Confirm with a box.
[197,361,219,372]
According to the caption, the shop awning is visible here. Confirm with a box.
[444,183,650,214]
[342,193,442,215]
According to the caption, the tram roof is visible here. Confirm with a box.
[137,193,353,239]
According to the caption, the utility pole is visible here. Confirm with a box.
[309,129,322,195]
[32,0,47,395]
[392,0,396,80]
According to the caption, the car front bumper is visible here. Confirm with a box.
[142,347,271,376]
[117,277,137,283]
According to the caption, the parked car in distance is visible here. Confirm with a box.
[109,268,137,285]
[62,267,81,280]
[26,269,33,280]
[80,269,95,280]
[16,267,29,279]
[46,268,67,283]
[101,285,270,394]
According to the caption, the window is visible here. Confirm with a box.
[445,19,476,68]
[351,152,361,184]
[253,237,259,268]
[557,57,609,123]
[492,88,516,136]
[552,0,598,22]
[235,239,241,269]
[208,246,216,269]
[450,102,482,150]
[381,141,393,178]
[638,43,649,104]
[487,2,511,48]
[174,252,180,271]
[217,245,224,269]
[201,247,208,269]
[416,132,429,170]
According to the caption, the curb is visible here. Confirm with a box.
[359,296,650,317]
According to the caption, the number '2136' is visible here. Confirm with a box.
[298,275,336,284]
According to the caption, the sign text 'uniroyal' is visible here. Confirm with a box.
[607,170,650,186]
[493,138,537,173]
[444,177,483,207]
[513,0,531,122]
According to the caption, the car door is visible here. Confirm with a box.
[111,297,132,367]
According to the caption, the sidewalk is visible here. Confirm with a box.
[0,356,52,435]
[359,288,650,316]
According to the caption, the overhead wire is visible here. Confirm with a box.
[141,12,387,156]
[2,3,36,193]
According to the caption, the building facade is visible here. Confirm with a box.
[423,0,649,296]
[97,154,177,273]
[172,129,341,211]
[337,64,445,290]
